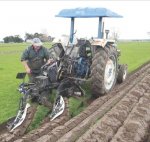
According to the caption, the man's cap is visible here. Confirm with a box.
[32,38,43,46]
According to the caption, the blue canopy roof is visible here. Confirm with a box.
[56,7,122,18]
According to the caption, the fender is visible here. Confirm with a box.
[91,38,116,48]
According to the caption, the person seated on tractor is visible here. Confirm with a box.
[21,38,52,83]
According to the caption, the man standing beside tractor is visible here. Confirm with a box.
[20,38,53,108]
[21,38,52,83]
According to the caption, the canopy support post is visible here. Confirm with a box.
[70,17,75,43]
[98,17,103,38]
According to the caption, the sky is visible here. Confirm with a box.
[0,1,150,41]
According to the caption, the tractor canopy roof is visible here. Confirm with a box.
[56,7,122,18]
[55,7,122,42]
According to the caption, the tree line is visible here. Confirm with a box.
[3,33,54,43]
[3,35,23,43]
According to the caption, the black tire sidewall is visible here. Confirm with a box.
[91,47,118,97]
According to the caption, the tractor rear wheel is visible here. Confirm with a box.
[91,48,117,98]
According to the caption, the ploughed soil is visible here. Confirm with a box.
[1,62,150,142]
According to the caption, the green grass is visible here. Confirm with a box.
[0,41,150,128]
[118,42,150,72]
[27,105,50,132]
[69,82,92,117]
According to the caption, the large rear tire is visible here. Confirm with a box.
[91,47,118,98]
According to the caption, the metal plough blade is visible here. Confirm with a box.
[50,96,65,121]
[8,103,30,132]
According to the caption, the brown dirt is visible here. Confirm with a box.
[0,105,37,142]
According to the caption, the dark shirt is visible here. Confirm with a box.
[21,45,49,72]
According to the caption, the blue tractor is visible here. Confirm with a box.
[50,7,127,97]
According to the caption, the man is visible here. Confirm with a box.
[21,38,52,108]
[21,38,51,82]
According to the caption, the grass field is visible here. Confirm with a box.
[118,42,150,72]
[0,41,150,127]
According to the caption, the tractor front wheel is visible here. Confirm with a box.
[117,64,127,83]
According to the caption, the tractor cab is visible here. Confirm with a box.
[50,7,122,60]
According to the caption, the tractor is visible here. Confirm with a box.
[50,7,127,97]
[7,7,127,132]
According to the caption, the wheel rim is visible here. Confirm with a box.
[104,56,116,90]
